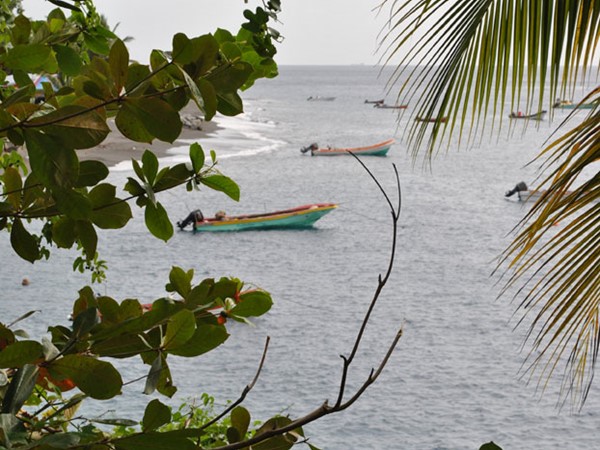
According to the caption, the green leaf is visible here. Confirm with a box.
[125,63,151,93]
[198,79,217,120]
[214,28,235,44]
[3,167,22,209]
[91,418,138,427]
[96,297,120,325]
[82,79,109,100]
[210,61,253,91]
[24,130,79,188]
[116,432,196,450]
[480,443,503,450]
[230,290,272,318]
[144,354,162,395]
[177,65,205,112]
[47,0,81,12]
[115,102,154,143]
[91,334,149,358]
[53,44,83,76]
[188,143,205,174]
[163,310,195,350]
[109,39,129,93]
[83,31,110,55]
[217,91,244,116]
[252,417,296,450]
[75,219,97,258]
[125,97,182,143]
[10,218,40,263]
[212,278,239,301]
[192,35,220,75]
[172,33,194,65]
[0,341,43,368]
[200,174,240,201]
[167,324,228,357]
[1,364,38,414]
[230,406,250,441]
[152,164,190,193]
[88,183,132,229]
[227,427,241,444]
[149,50,171,88]
[28,105,110,150]
[168,266,192,297]
[76,160,109,187]
[11,15,31,46]
[72,307,99,339]
[53,187,92,220]
[52,217,76,248]
[142,150,159,185]
[186,279,214,308]
[221,41,242,61]
[92,199,132,229]
[144,201,173,242]
[49,355,122,399]
[2,44,51,71]
[142,399,171,432]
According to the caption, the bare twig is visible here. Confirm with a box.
[212,159,403,450]
[198,337,270,432]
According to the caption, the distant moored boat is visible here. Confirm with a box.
[509,110,547,120]
[300,139,395,156]
[307,96,336,101]
[374,103,408,109]
[415,116,447,123]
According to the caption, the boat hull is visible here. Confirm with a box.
[555,103,596,110]
[310,139,394,156]
[374,104,408,109]
[415,117,447,123]
[509,111,547,120]
[191,203,337,232]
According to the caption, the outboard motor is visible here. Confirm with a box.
[177,209,203,230]
[300,143,318,154]
[505,181,528,198]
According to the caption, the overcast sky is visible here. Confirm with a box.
[21,1,393,65]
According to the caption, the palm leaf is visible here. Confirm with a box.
[380,0,600,407]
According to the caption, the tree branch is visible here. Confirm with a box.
[212,159,403,450]
[198,336,270,432]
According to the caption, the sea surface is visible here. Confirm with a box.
[2,66,600,449]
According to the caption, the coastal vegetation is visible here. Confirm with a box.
[380,0,600,409]
[0,1,405,449]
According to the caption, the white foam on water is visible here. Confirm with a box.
[111,111,285,171]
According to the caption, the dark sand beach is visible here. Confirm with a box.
[77,105,220,167]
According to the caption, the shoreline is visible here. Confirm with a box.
[77,108,222,168]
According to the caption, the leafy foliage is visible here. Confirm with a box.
[0,1,321,448]
[380,0,600,408]
[0,0,278,273]
[0,2,404,449]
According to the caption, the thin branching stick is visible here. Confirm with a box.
[213,159,403,450]
[198,337,270,432]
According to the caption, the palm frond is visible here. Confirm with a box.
[380,0,600,407]
[379,0,600,157]
[499,102,600,408]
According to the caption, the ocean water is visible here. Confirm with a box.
[2,65,600,449]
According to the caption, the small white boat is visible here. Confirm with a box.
[307,96,336,101]
[504,182,543,202]
[300,139,395,157]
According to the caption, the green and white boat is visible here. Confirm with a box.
[177,203,337,232]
